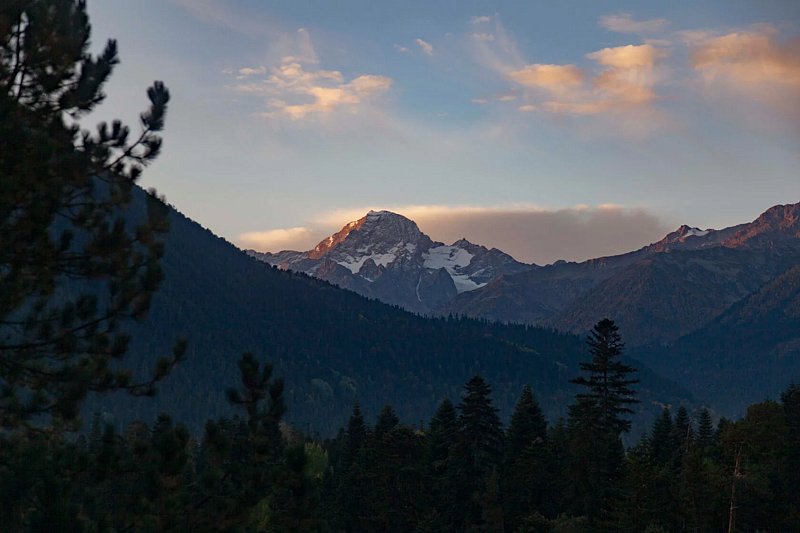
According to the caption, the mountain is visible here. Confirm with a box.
[449,202,800,345]
[87,192,689,437]
[632,263,800,415]
[247,210,535,314]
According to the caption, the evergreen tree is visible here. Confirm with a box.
[506,384,547,457]
[0,0,182,431]
[649,408,673,465]
[449,375,504,530]
[427,397,459,530]
[374,404,400,438]
[671,406,693,456]
[334,403,370,531]
[781,384,800,529]
[570,318,639,435]
[695,408,715,452]
[565,320,636,525]
[503,385,552,529]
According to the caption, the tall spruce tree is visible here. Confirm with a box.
[449,375,504,530]
[427,397,458,529]
[506,384,547,458]
[566,319,636,525]
[695,408,715,452]
[504,385,552,529]
[571,318,638,434]
[0,0,181,431]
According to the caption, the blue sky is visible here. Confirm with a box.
[86,1,799,263]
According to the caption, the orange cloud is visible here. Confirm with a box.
[507,44,668,117]
[688,26,800,118]
[690,28,800,86]
[508,64,585,92]
[232,59,392,119]
[238,227,317,251]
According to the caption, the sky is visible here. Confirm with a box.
[86,1,799,264]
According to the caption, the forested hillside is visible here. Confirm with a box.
[633,264,800,415]
[90,193,689,436]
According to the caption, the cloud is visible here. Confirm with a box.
[416,38,434,56]
[508,64,585,91]
[689,27,800,87]
[506,44,668,117]
[472,15,492,25]
[394,44,410,53]
[599,13,669,35]
[237,65,267,78]
[687,26,800,119]
[249,204,671,265]
[230,58,392,119]
[238,227,317,251]
[471,33,495,42]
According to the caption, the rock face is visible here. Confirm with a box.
[247,210,535,314]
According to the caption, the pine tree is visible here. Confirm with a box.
[503,385,552,529]
[334,403,369,531]
[650,408,673,465]
[672,406,693,456]
[427,398,458,529]
[374,404,400,438]
[781,384,800,529]
[571,318,639,434]
[695,408,715,452]
[0,0,181,431]
[449,375,504,530]
[565,320,636,525]
[506,385,547,457]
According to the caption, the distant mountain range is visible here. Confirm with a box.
[248,202,800,413]
[251,202,800,346]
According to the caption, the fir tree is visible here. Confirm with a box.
[374,404,400,438]
[571,318,639,434]
[503,385,552,528]
[506,384,547,457]
[695,408,715,452]
[650,408,673,465]
[672,406,693,456]
[427,397,459,529]
[449,375,504,530]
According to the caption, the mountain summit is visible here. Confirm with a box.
[247,211,534,313]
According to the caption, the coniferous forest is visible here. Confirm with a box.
[2,1,799,531]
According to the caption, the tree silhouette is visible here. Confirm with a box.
[571,318,638,434]
[0,0,180,431]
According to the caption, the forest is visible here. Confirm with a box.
[1,2,798,531]
[3,337,799,531]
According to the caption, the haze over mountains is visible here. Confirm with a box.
[248,210,534,314]
[250,202,800,343]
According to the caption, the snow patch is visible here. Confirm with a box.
[423,245,484,293]
[685,228,709,238]
[424,245,474,269]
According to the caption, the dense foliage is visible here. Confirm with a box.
[3,350,798,531]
